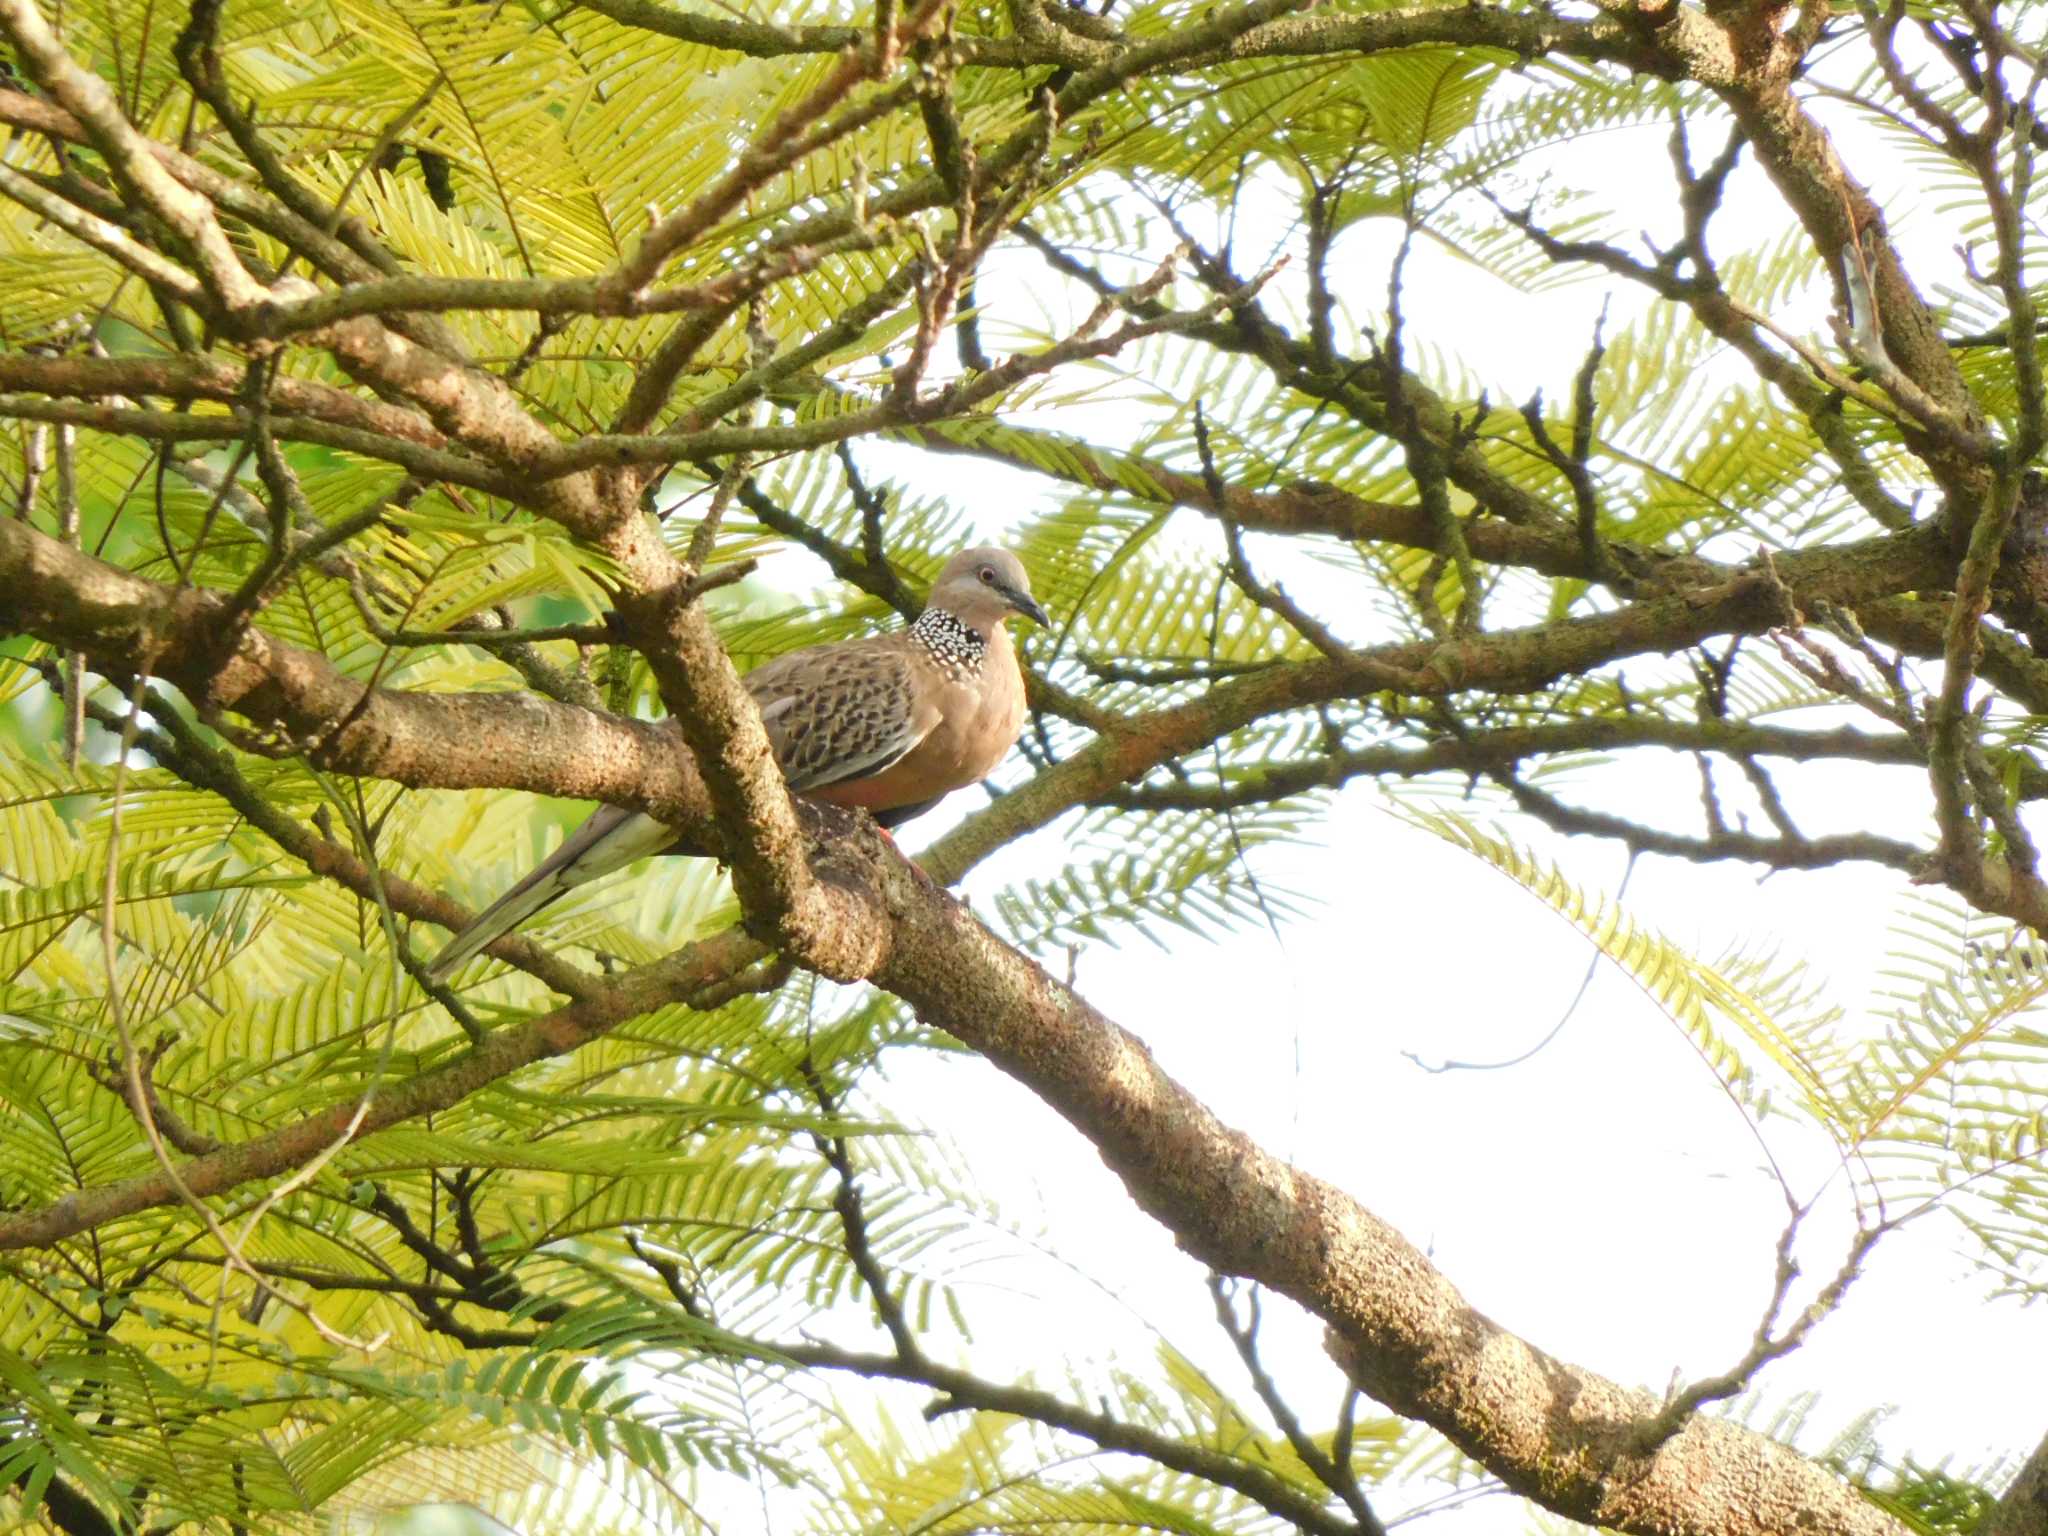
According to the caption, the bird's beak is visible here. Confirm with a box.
[1004,587,1050,628]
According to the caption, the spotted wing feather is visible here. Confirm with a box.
[746,638,933,793]
[431,637,936,977]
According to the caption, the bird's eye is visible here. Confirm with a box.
[978,565,996,583]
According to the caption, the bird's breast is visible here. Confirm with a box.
[924,658,1027,783]
[818,637,1026,812]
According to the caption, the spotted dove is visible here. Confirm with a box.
[426,546,1047,978]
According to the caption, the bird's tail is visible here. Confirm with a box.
[425,866,577,981]
[426,806,678,981]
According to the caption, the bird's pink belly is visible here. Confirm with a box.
[810,774,912,811]
[808,698,1019,812]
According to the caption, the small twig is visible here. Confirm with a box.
[736,473,918,618]
[221,370,316,626]
[1697,752,1729,837]
[1208,1274,1386,1536]
[376,616,615,649]
[16,419,46,521]
[56,420,82,767]
[679,555,760,604]
[504,312,570,385]
[1381,219,1483,632]
[1737,756,1802,841]
[1668,113,1746,278]
[395,941,488,1044]
[836,440,904,600]
[1406,853,1639,1073]
[801,1053,923,1366]
[1194,403,1354,664]
[1520,300,1630,594]
[1633,1208,1889,1451]
[955,267,991,372]
[1304,177,1344,370]
[1497,768,1923,875]
[87,1033,221,1156]
[686,457,746,574]
[169,406,262,595]
[626,1231,707,1320]
[1830,224,1991,458]
[1931,468,2024,876]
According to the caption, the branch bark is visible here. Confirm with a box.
[0,926,767,1249]
[0,517,700,816]
[1984,1430,2048,1536]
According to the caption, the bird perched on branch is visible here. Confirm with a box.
[427,546,1048,979]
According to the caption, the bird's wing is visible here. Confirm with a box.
[426,804,678,980]
[431,639,938,979]
[746,638,938,794]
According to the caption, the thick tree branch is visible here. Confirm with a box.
[577,0,1650,74]
[5,506,1969,890]
[0,482,1931,1536]
[1100,717,2048,811]
[0,516,702,814]
[0,10,2022,1528]
[0,396,525,502]
[0,353,447,450]
[923,532,1954,884]
[101,683,598,995]
[1983,1430,2048,1536]
[0,552,1924,1536]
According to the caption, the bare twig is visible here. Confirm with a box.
[1208,1275,1386,1536]
[802,1055,923,1365]
[1382,218,1483,634]
[1633,1208,1889,1450]
[1521,300,1629,593]
[1195,402,1355,663]
[56,422,82,768]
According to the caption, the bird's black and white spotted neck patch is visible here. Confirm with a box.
[912,607,986,681]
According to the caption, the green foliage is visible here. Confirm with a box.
[1,0,2043,1530]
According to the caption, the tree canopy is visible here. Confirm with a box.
[1,0,2046,1531]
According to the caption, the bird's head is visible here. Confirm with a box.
[929,547,1049,632]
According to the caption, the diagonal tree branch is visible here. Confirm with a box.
[0,921,770,1250]
[1984,1430,2048,1536]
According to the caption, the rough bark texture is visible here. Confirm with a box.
[1985,1434,2048,1536]
[0,518,703,815]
